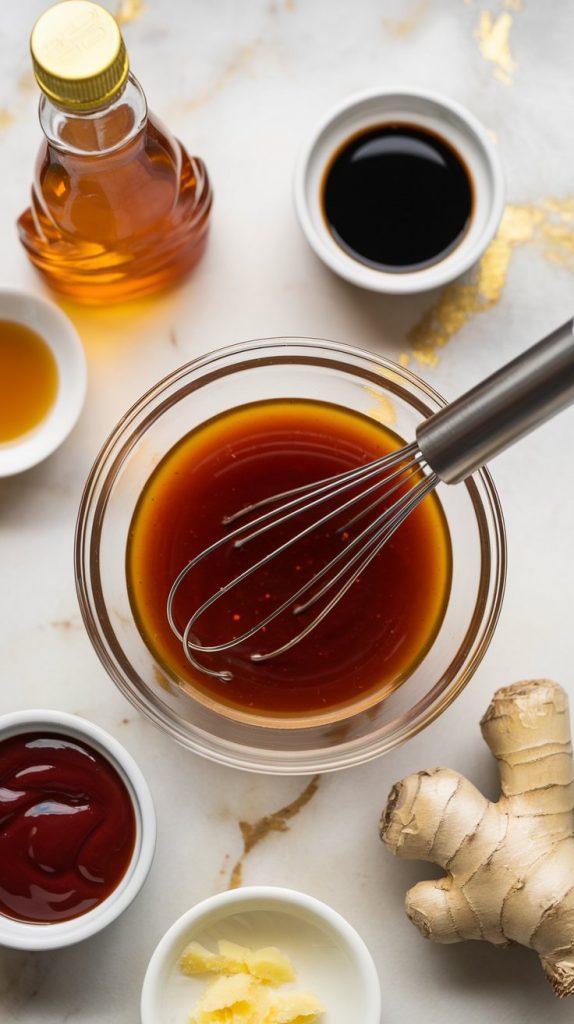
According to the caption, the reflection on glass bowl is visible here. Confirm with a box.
[75,338,506,774]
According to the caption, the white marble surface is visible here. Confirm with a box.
[2,1,574,1021]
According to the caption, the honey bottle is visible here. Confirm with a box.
[18,1,213,304]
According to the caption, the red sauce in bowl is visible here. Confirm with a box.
[0,732,136,924]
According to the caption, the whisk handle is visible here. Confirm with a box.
[416,317,574,484]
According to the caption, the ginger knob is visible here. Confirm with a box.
[380,679,574,997]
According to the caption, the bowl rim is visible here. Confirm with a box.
[140,884,382,1024]
[75,336,507,774]
[0,708,156,950]
[293,86,505,295]
[0,287,87,477]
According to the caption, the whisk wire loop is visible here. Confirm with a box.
[252,472,438,662]
[222,441,421,527]
[293,472,437,617]
[166,438,421,648]
[167,442,435,678]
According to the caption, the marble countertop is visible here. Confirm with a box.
[2,1,574,1021]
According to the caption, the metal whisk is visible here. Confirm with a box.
[167,319,574,681]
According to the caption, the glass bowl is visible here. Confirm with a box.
[75,338,506,774]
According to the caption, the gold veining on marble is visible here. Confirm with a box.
[541,197,574,219]
[228,776,321,889]
[475,10,516,85]
[186,43,260,111]
[365,386,397,426]
[408,198,574,366]
[537,197,574,266]
[0,109,15,131]
[384,0,429,37]
[116,0,145,26]
[18,71,37,93]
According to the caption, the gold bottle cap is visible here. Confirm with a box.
[31,1,129,112]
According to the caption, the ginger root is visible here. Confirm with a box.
[380,679,574,997]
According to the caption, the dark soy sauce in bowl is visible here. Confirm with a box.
[322,122,473,273]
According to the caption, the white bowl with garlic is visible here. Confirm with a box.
[141,886,381,1024]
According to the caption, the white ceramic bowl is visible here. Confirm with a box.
[0,288,87,477]
[141,886,382,1024]
[0,709,156,950]
[294,87,505,294]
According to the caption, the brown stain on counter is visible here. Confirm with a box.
[49,617,82,631]
[228,776,321,889]
[408,198,574,367]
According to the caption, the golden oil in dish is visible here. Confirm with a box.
[0,320,58,442]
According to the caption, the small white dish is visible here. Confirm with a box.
[0,708,156,951]
[294,87,505,294]
[0,288,87,477]
[141,886,381,1024]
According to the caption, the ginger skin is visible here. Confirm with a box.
[380,679,574,997]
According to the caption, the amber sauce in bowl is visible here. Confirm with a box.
[127,399,452,726]
[76,339,505,770]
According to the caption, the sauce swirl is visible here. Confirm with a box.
[0,732,136,923]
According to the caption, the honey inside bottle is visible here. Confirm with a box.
[18,1,212,304]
